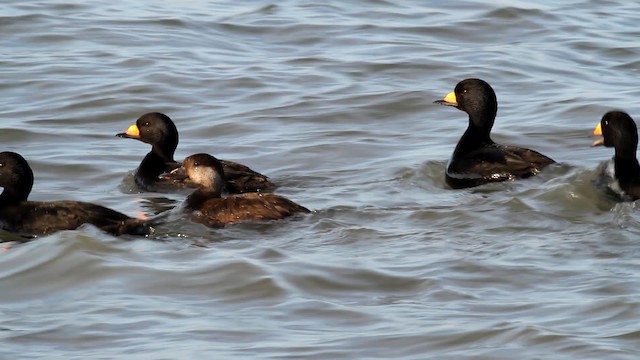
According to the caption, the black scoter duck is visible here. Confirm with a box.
[434,78,555,189]
[0,152,150,237]
[160,153,309,228]
[591,110,640,200]
[116,112,275,193]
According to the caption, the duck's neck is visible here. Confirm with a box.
[614,153,640,185]
[0,182,31,206]
[136,150,173,187]
[453,118,494,157]
[152,141,176,163]
[186,189,222,210]
[185,171,226,209]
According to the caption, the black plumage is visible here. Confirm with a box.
[0,152,150,237]
[117,112,275,193]
[592,110,640,200]
[434,78,555,189]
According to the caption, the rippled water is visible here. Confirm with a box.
[2,0,640,358]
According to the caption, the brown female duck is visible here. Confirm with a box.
[160,153,308,228]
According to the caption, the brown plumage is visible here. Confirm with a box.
[116,112,276,193]
[161,153,309,228]
[0,152,151,237]
[220,159,274,194]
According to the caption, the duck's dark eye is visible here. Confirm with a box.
[144,122,149,126]
[193,162,199,167]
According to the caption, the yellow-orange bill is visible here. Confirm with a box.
[591,122,603,146]
[593,123,602,136]
[442,91,457,104]
[125,124,140,137]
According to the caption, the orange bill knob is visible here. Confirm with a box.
[593,123,602,136]
[442,91,457,104]
[433,91,458,107]
[125,124,140,137]
[592,122,604,146]
[116,124,141,139]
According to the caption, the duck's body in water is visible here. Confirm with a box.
[161,153,308,228]
[0,152,150,237]
[434,78,555,189]
[117,112,275,193]
[592,110,640,201]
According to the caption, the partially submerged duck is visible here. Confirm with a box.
[160,153,308,228]
[0,151,150,237]
[116,112,275,193]
[434,78,555,189]
[591,110,640,200]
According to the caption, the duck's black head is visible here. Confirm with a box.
[117,112,178,161]
[435,78,498,132]
[0,151,34,203]
[594,111,638,158]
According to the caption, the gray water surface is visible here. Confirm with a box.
[2,1,640,359]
